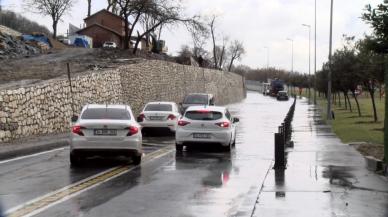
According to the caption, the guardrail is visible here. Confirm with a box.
[274,97,296,170]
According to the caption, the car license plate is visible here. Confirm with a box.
[94,129,117,136]
[193,133,211,139]
[150,116,163,121]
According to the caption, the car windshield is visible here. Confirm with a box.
[145,104,172,111]
[81,108,131,120]
[279,92,287,96]
[183,95,208,104]
[185,111,222,120]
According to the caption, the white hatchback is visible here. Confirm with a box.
[137,102,181,133]
[175,106,239,152]
[70,104,142,166]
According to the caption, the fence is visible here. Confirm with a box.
[274,97,296,169]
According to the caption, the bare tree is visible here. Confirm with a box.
[217,36,229,69]
[87,0,92,17]
[227,40,245,72]
[131,0,205,54]
[107,0,118,14]
[24,0,74,38]
[209,15,218,69]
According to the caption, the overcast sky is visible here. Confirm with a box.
[2,0,376,73]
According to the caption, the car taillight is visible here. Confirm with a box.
[137,113,145,122]
[167,114,176,120]
[178,120,190,126]
[127,126,139,136]
[72,125,85,136]
[215,121,230,128]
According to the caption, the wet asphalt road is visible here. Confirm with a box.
[1,92,387,217]
[0,92,292,217]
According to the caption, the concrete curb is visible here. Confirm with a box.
[0,134,69,161]
[364,156,384,172]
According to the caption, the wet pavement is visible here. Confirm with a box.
[0,92,387,217]
[253,97,388,217]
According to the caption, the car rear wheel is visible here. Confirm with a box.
[222,142,232,152]
[132,155,142,165]
[70,153,83,167]
[176,143,183,152]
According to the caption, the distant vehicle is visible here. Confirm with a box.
[175,106,239,152]
[263,83,270,95]
[103,41,117,48]
[137,102,181,133]
[70,104,142,166]
[270,79,285,96]
[180,93,215,114]
[277,91,289,101]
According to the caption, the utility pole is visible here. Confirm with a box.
[302,24,312,103]
[314,0,317,105]
[327,0,334,120]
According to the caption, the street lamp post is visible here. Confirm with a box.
[327,0,334,120]
[314,0,317,105]
[302,24,312,103]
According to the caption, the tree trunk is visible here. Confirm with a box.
[123,15,130,49]
[338,92,341,106]
[346,93,352,112]
[343,92,348,110]
[228,57,235,72]
[352,91,361,117]
[52,19,58,39]
[333,93,336,105]
[369,88,378,122]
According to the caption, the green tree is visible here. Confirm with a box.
[362,0,388,164]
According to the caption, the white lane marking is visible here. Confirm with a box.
[5,147,174,217]
[0,147,67,165]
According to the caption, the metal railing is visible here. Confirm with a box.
[274,97,296,169]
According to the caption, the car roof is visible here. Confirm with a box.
[185,93,213,97]
[185,105,225,112]
[84,104,131,109]
[279,91,287,93]
[146,101,176,105]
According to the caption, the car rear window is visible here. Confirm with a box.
[145,104,172,111]
[183,95,208,104]
[81,108,131,120]
[185,111,223,120]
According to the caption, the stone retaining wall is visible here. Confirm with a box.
[0,60,245,142]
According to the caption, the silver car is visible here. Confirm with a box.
[70,104,142,166]
[137,102,181,133]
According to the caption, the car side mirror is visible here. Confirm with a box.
[71,115,78,123]
[233,117,239,123]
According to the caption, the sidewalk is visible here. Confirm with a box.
[253,98,388,217]
[0,133,69,161]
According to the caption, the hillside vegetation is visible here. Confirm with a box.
[0,10,50,35]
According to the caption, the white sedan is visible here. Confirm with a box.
[175,106,239,152]
[137,102,181,133]
[70,104,142,166]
